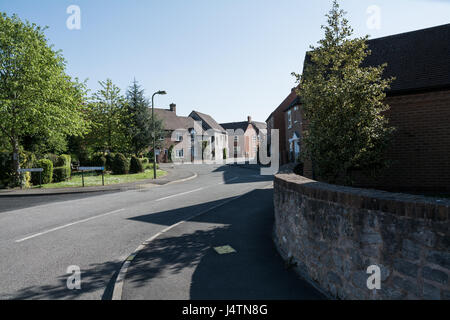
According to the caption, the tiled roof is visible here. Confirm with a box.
[302,23,450,95]
[365,23,450,93]
[154,109,194,131]
[221,121,267,133]
[190,111,226,132]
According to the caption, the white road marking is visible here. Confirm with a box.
[15,209,125,243]
[154,188,204,202]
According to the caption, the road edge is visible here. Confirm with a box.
[111,184,272,300]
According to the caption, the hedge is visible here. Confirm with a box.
[31,159,53,185]
[130,156,144,174]
[105,153,115,171]
[92,154,107,168]
[112,153,129,175]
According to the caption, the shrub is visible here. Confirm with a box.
[44,154,59,166]
[168,146,174,163]
[129,156,144,174]
[141,157,149,165]
[0,153,12,188]
[112,153,129,175]
[52,155,71,183]
[31,159,53,185]
[223,148,227,160]
[55,154,71,167]
[293,162,304,176]
[105,153,115,171]
[92,154,107,168]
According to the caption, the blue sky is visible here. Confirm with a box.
[1,0,449,123]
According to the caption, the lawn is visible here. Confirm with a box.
[34,169,167,189]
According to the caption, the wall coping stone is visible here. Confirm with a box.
[275,174,450,221]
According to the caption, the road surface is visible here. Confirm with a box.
[0,164,323,300]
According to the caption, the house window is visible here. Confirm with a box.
[288,110,292,129]
[175,149,184,158]
[175,132,183,142]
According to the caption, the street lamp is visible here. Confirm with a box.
[152,90,167,179]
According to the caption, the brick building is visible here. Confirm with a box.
[266,89,298,166]
[298,23,450,193]
[221,116,267,161]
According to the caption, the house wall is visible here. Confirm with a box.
[302,88,450,193]
[274,173,450,300]
[267,90,297,165]
[285,105,303,163]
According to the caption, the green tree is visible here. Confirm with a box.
[125,79,153,156]
[293,1,395,185]
[0,13,88,186]
[89,79,129,153]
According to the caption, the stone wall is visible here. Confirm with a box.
[273,174,450,300]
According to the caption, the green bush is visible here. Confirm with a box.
[53,167,70,182]
[129,156,144,174]
[55,154,71,167]
[0,153,12,188]
[112,153,129,175]
[141,157,149,165]
[44,154,59,166]
[105,153,115,171]
[293,162,304,176]
[31,159,53,185]
[53,155,71,183]
[92,154,107,168]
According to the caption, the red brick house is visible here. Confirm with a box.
[266,89,298,165]
[298,23,450,193]
[221,116,267,161]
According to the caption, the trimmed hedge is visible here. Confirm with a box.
[31,159,53,185]
[130,156,144,174]
[53,155,71,183]
[112,153,129,175]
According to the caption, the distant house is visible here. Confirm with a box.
[221,116,267,161]
[154,104,194,163]
[189,111,228,161]
[296,23,450,193]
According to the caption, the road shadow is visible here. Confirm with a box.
[213,165,273,185]
[124,188,325,300]
[7,260,122,300]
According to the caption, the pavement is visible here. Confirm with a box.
[120,184,325,300]
[0,164,196,197]
[0,164,323,300]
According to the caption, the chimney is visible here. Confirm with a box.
[248,116,252,123]
[170,103,177,114]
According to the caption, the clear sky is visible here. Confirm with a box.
[1,0,449,123]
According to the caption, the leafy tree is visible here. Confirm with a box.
[125,79,153,156]
[89,79,129,153]
[292,0,394,185]
[0,13,88,186]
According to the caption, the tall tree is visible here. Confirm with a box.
[125,79,153,155]
[293,0,394,184]
[89,79,129,153]
[0,13,88,186]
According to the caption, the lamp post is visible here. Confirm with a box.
[152,90,167,179]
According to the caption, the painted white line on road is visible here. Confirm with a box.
[15,209,125,243]
[154,187,204,202]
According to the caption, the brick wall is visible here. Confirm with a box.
[273,173,450,300]
[302,88,450,193]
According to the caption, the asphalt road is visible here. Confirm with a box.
[0,164,283,300]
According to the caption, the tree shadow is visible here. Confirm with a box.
[124,189,325,300]
[8,260,122,300]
